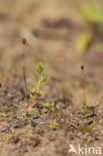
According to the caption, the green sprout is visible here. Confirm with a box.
[43,102,61,124]
[88,115,101,132]
[30,62,48,99]
[82,102,90,110]
[49,121,59,129]
[43,103,55,112]
[36,62,45,74]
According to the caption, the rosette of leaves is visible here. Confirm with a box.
[30,62,48,99]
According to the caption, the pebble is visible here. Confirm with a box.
[9,136,19,144]
[1,126,10,132]
[12,120,28,128]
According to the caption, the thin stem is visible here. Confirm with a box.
[82,69,86,104]
[37,74,41,90]
[22,46,28,94]
[37,76,41,91]
[23,63,27,93]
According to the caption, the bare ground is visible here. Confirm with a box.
[0,0,103,156]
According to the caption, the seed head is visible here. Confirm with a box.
[22,38,26,45]
[80,65,84,70]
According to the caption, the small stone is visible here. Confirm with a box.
[33,138,40,147]
[42,108,48,113]
[9,136,19,144]
[1,126,10,132]
[31,120,37,127]
[69,135,74,140]
[12,120,28,128]
[32,115,40,120]
[12,122,21,128]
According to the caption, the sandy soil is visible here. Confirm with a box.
[0,0,103,156]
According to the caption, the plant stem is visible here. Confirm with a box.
[22,58,27,93]
[82,69,86,103]
[37,76,41,91]
[22,39,28,95]
[81,65,86,104]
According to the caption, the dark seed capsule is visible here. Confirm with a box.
[80,65,84,70]
[22,38,26,45]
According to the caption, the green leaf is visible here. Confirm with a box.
[43,103,55,107]
[76,34,91,54]
[30,93,35,99]
[35,90,42,97]
[36,62,45,74]
[40,75,48,83]
[0,113,9,117]
[23,112,32,117]
[82,102,90,109]
[49,121,59,129]
[30,85,35,92]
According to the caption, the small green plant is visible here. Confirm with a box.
[80,65,95,126]
[43,102,61,121]
[30,62,48,99]
[49,121,59,129]
[82,101,90,110]
[23,112,32,117]
[87,115,101,132]
[43,103,55,112]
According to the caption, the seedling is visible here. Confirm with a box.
[43,102,61,121]
[23,112,32,117]
[87,115,101,132]
[42,102,62,129]
[80,65,98,128]
[49,121,59,129]
[43,103,55,112]
[79,113,102,133]
[30,62,48,100]
[80,65,91,121]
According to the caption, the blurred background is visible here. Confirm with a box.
[0,0,103,103]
